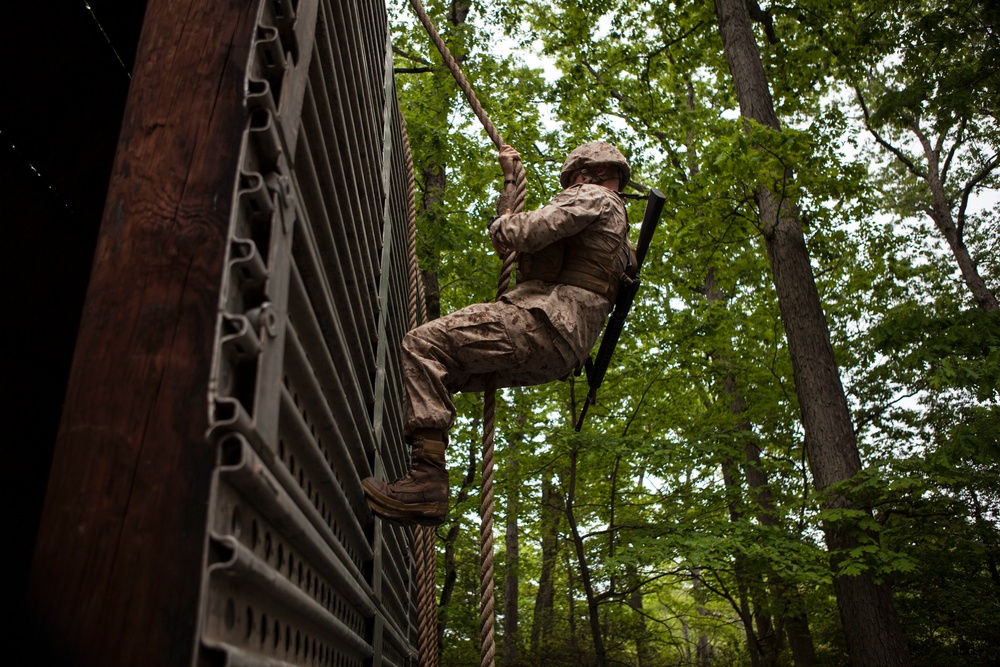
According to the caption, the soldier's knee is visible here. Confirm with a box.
[402,327,437,367]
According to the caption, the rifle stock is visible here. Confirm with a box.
[575,188,665,431]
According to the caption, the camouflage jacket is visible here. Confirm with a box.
[489,183,629,363]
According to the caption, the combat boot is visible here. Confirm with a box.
[362,433,448,526]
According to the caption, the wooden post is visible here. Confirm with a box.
[28,1,260,665]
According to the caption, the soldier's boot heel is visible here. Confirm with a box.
[362,434,448,526]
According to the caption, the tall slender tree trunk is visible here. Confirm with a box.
[785,610,818,667]
[531,472,560,660]
[564,545,583,663]
[411,2,469,649]
[918,139,999,312]
[706,268,780,667]
[503,405,525,667]
[712,1,912,664]
[417,141,445,323]
[701,81,807,665]
[743,440,817,667]
[621,467,652,667]
[691,569,713,667]
[566,440,607,667]
[720,460,766,667]
[731,427,780,666]
[969,490,1000,588]
[503,482,521,666]
[414,0,473,321]
[438,427,478,650]
[625,562,654,667]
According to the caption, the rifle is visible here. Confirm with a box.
[574,187,666,432]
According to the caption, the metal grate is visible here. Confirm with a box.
[201,0,419,664]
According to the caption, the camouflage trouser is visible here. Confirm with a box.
[402,300,578,435]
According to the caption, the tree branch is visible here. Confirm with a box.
[745,0,780,44]
[393,45,432,66]
[941,117,968,185]
[582,59,690,185]
[957,150,1000,237]
[622,369,663,438]
[854,86,926,178]
[907,117,935,166]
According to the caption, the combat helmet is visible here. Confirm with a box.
[559,141,631,190]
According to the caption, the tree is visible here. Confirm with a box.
[805,0,1000,312]
[508,0,839,661]
[392,1,999,664]
[391,2,564,663]
[711,0,912,664]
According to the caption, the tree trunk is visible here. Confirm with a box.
[707,267,778,667]
[932,207,998,312]
[415,71,445,325]
[919,140,999,312]
[712,0,912,664]
[417,159,445,321]
[743,441,817,667]
[786,611,818,667]
[566,440,607,667]
[503,406,524,667]
[720,460,766,667]
[691,569,713,667]
[531,472,560,659]
[412,2,469,650]
[622,465,653,667]
[625,563,654,667]
[564,545,583,663]
[969,490,1000,588]
[438,429,478,650]
[414,0,474,323]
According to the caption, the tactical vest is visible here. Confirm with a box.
[518,197,630,302]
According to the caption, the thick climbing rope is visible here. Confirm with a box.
[406,2,526,666]
[401,111,439,667]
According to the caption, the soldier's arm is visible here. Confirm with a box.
[491,186,608,252]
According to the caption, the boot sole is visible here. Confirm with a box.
[362,479,447,526]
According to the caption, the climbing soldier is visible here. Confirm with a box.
[362,141,634,525]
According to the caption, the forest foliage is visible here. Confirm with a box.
[388,0,1000,664]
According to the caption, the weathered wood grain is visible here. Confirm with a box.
[29,2,261,665]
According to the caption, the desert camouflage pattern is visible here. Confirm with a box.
[494,182,629,345]
[402,181,628,434]
[402,301,577,433]
[559,141,631,189]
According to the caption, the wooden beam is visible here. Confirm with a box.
[28,1,261,665]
